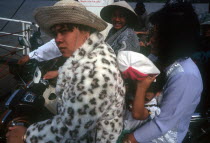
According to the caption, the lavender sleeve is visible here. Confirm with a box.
[134,71,202,143]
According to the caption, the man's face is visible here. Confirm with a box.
[111,9,127,30]
[51,24,82,57]
[134,6,145,16]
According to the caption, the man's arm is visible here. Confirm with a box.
[18,39,62,64]
[43,70,58,80]
[132,76,156,120]
[29,39,61,61]
[17,55,30,65]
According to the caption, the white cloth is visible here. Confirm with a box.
[124,98,161,131]
[42,85,58,115]
[29,39,62,62]
[117,51,160,75]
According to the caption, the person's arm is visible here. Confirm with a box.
[17,55,30,65]
[17,39,62,65]
[43,70,58,80]
[6,126,26,143]
[135,31,149,35]
[132,76,156,120]
[131,73,202,142]
[28,39,62,62]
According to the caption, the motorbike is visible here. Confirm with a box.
[0,26,67,142]
[183,109,210,143]
[0,60,56,142]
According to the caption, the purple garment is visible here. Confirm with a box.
[134,58,203,143]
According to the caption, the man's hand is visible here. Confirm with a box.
[43,70,58,80]
[123,133,138,143]
[139,41,146,47]
[6,126,27,143]
[17,55,30,65]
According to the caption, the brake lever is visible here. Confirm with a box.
[26,80,34,89]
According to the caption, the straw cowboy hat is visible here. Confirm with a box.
[100,1,137,25]
[33,0,107,37]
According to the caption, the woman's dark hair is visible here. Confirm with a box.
[149,1,200,65]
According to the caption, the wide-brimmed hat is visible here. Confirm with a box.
[33,0,107,37]
[100,1,137,25]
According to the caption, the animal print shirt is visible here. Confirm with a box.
[25,32,125,143]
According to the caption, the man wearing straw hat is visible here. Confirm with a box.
[6,0,125,143]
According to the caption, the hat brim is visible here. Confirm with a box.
[34,5,107,37]
[100,5,137,25]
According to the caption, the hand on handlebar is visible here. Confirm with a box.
[17,55,30,65]
[6,126,27,143]
[43,70,58,80]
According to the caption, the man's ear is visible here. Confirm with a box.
[83,31,90,42]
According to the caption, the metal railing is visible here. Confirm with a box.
[0,17,38,55]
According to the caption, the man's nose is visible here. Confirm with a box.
[114,17,120,21]
[55,33,63,44]
[112,15,121,21]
